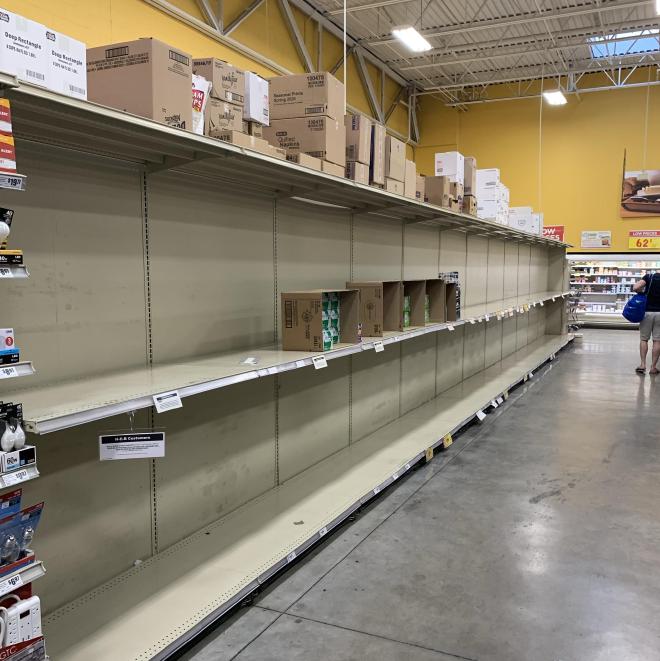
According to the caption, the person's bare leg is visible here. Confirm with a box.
[639,339,648,371]
[650,340,660,374]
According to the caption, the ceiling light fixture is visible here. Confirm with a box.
[656,0,660,14]
[392,26,432,52]
[543,90,568,106]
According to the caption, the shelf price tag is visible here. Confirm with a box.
[491,399,499,408]
[0,366,18,379]
[528,372,533,380]
[287,551,296,563]
[373,341,384,353]
[496,396,504,405]
[99,432,165,460]
[2,468,30,487]
[153,390,182,413]
[0,174,25,191]
[295,360,307,368]
[404,463,411,471]
[539,301,544,306]
[0,573,23,596]
[552,297,556,302]
[391,471,399,481]
[485,314,490,322]
[442,433,453,449]
[312,355,327,370]
[0,267,13,278]
[469,318,476,325]
[447,324,455,332]
[318,526,328,538]
[476,410,487,422]
[425,447,434,462]
[503,390,509,400]
[373,485,381,495]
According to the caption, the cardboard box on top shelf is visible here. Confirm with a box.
[531,212,543,235]
[434,151,464,184]
[207,98,243,135]
[345,114,372,164]
[346,161,369,185]
[449,199,461,212]
[415,175,425,201]
[44,28,87,99]
[281,289,360,351]
[244,71,269,125]
[370,123,386,185]
[425,176,452,207]
[346,281,405,335]
[87,38,192,129]
[0,9,48,86]
[464,156,477,195]
[462,194,477,216]
[322,160,344,177]
[449,181,464,202]
[403,281,427,328]
[385,135,405,182]
[425,279,447,324]
[270,72,344,121]
[477,199,498,221]
[263,116,345,166]
[385,178,404,195]
[508,206,534,233]
[404,159,416,199]
[216,130,255,150]
[476,167,500,189]
[286,152,322,171]
[247,121,264,138]
[193,58,244,105]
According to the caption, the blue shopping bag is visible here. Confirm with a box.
[622,293,647,323]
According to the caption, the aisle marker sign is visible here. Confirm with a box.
[99,432,165,460]
[443,433,453,449]
[153,391,182,413]
[312,355,327,369]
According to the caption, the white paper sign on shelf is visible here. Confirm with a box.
[496,396,504,405]
[491,399,498,408]
[0,174,26,191]
[552,297,556,302]
[476,410,487,422]
[373,485,381,495]
[241,356,258,365]
[0,267,13,279]
[99,432,165,460]
[469,319,476,325]
[2,468,30,487]
[540,301,544,306]
[318,526,328,538]
[295,360,307,368]
[153,390,182,413]
[0,573,23,596]
[0,366,18,379]
[373,341,384,353]
[447,324,455,332]
[528,372,533,379]
[287,551,296,563]
[485,314,490,322]
[312,355,327,370]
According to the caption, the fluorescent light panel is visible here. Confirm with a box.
[657,0,660,14]
[392,26,432,52]
[543,90,567,106]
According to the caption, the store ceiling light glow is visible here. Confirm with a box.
[543,90,567,106]
[657,0,660,14]
[392,27,432,52]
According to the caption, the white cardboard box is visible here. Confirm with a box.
[476,168,500,189]
[477,199,498,221]
[531,212,543,235]
[434,151,464,184]
[44,28,86,99]
[244,71,269,125]
[0,8,48,85]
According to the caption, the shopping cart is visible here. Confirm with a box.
[567,289,582,331]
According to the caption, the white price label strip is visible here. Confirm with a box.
[0,366,18,379]
[469,319,476,325]
[491,399,498,408]
[392,471,399,480]
[0,174,25,191]
[374,341,384,353]
[447,324,455,332]
[0,267,13,278]
[318,526,328,538]
[373,485,381,495]
[266,366,278,375]
[312,355,327,369]
[295,360,306,368]
[153,390,182,413]
[0,573,23,596]
[287,552,296,563]
[2,468,30,487]
[476,410,487,422]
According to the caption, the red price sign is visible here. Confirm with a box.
[543,225,565,241]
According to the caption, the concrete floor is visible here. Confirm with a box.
[180,329,660,661]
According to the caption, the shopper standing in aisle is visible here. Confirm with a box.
[634,271,660,374]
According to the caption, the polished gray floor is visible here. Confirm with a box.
[181,330,660,661]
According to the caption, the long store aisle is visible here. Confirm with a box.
[181,330,660,661]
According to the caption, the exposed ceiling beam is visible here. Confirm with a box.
[196,0,222,31]
[355,49,385,122]
[363,0,651,45]
[327,0,415,15]
[278,0,315,72]
[224,0,265,35]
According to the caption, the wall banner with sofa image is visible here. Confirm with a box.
[621,169,660,217]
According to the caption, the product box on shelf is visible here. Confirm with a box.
[263,117,345,166]
[281,289,360,351]
[0,489,22,517]
[424,176,451,207]
[464,156,477,195]
[439,271,461,321]
[269,72,344,121]
[370,123,386,185]
[44,28,87,99]
[87,38,193,130]
[192,58,245,105]
[434,151,464,185]
[0,349,19,365]
[450,181,464,202]
[0,9,48,86]
[0,99,11,135]
[244,71,269,125]
[286,152,322,171]
[531,212,543,235]
[0,636,46,661]
[216,130,255,150]
[321,160,344,177]
[508,206,534,232]
[415,175,425,201]
[345,161,369,185]
[384,136,405,182]
[247,121,263,138]
[207,98,244,135]
[345,114,372,164]
[404,160,416,199]
[476,167,500,189]
[0,329,14,350]
[347,281,405,336]
[477,199,499,221]
[0,134,15,173]
[403,281,426,328]
[462,194,477,216]
[385,178,404,195]
[191,74,211,136]
[0,547,35,580]
[425,279,448,324]
[0,445,36,474]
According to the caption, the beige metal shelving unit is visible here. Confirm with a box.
[0,73,571,660]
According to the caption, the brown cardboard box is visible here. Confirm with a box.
[216,130,255,150]
[425,176,452,207]
[207,98,243,135]
[347,281,405,335]
[426,279,447,324]
[345,161,369,185]
[449,199,461,212]
[370,123,386,185]
[281,289,360,351]
[462,194,477,216]
[450,181,464,201]
[404,159,416,199]
[385,135,405,182]
[265,145,286,160]
[286,152,322,171]
[263,117,345,166]
[322,160,344,177]
[385,178,404,195]
[87,38,192,129]
[250,136,274,155]
[247,121,264,138]
[192,58,244,105]
[415,175,425,202]
[464,156,477,195]
[345,114,372,164]
[446,283,458,321]
[270,72,344,121]
[404,281,426,328]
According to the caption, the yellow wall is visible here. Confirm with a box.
[417,79,660,252]
[4,0,410,137]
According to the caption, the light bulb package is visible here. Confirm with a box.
[0,488,22,518]
[0,502,44,567]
